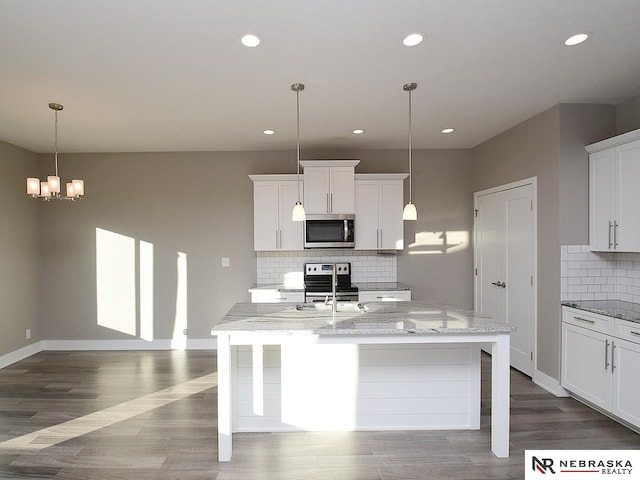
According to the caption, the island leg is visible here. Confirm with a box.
[217,334,232,461]
[490,334,510,457]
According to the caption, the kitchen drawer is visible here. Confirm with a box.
[615,319,640,345]
[359,290,411,303]
[562,306,614,335]
[250,290,304,303]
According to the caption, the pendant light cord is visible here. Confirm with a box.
[54,108,59,177]
[296,87,301,201]
[408,87,412,203]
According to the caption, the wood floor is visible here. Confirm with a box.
[0,350,638,479]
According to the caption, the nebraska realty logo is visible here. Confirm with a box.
[525,450,640,479]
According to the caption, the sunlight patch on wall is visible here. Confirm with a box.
[96,228,136,336]
[139,240,154,342]
[171,252,188,350]
[408,231,469,255]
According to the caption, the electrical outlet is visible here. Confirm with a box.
[221,257,230,267]
[26,329,31,340]
[182,328,188,335]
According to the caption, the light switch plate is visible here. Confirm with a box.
[222,257,230,267]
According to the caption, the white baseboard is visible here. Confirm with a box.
[42,338,217,351]
[533,368,570,397]
[0,341,44,369]
[0,338,217,369]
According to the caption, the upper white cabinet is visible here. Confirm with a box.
[355,175,406,250]
[301,160,359,214]
[250,175,303,251]
[587,130,640,252]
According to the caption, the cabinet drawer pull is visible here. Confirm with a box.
[376,295,393,299]
[605,339,609,371]
[574,316,596,325]
[630,331,640,337]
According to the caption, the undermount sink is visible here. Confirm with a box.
[295,302,368,313]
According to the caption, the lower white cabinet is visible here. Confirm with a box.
[250,289,304,303]
[561,306,640,428]
[359,290,411,303]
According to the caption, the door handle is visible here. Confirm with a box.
[491,281,506,288]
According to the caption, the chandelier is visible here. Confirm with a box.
[27,103,84,201]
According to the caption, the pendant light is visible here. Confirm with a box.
[291,82,306,222]
[27,103,84,201]
[402,83,417,221]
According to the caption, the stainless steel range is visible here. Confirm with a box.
[303,262,359,303]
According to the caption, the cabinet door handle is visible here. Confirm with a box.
[605,339,610,371]
[614,221,618,249]
[276,230,279,249]
[611,341,616,372]
[574,316,596,325]
[326,193,330,213]
[608,221,613,249]
[330,193,333,213]
[280,229,282,249]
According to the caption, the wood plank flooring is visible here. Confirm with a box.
[0,350,638,479]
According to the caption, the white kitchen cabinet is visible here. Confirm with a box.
[301,160,359,214]
[561,306,640,429]
[355,175,406,250]
[359,290,411,303]
[250,289,304,303]
[250,176,303,251]
[587,131,640,252]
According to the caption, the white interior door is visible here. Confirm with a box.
[475,180,535,376]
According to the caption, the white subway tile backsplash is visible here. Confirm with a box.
[256,250,397,285]
[561,245,640,303]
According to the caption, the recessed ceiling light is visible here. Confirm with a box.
[402,33,424,47]
[442,128,455,134]
[263,129,275,135]
[564,33,589,46]
[240,34,262,47]
[352,129,365,135]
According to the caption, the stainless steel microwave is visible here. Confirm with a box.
[304,214,355,249]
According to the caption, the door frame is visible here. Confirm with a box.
[474,176,538,375]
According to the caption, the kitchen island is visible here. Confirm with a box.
[211,301,514,461]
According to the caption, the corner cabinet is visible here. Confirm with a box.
[355,175,407,250]
[301,160,359,214]
[561,306,640,429]
[587,129,640,252]
[250,175,303,251]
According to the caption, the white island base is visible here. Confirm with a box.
[216,332,510,461]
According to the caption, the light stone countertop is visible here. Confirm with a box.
[562,299,640,324]
[211,301,515,336]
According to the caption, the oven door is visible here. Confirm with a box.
[304,214,355,248]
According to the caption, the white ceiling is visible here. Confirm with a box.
[1,0,640,154]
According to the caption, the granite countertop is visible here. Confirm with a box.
[211,301,515,336]
[562,300,640,324]
[248,282,411,293]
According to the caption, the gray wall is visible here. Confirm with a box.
[37,148,473,343]
[616,94,640,135]
[472,104,616,381]
[558,104,616,245]
[0,141,40,357]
